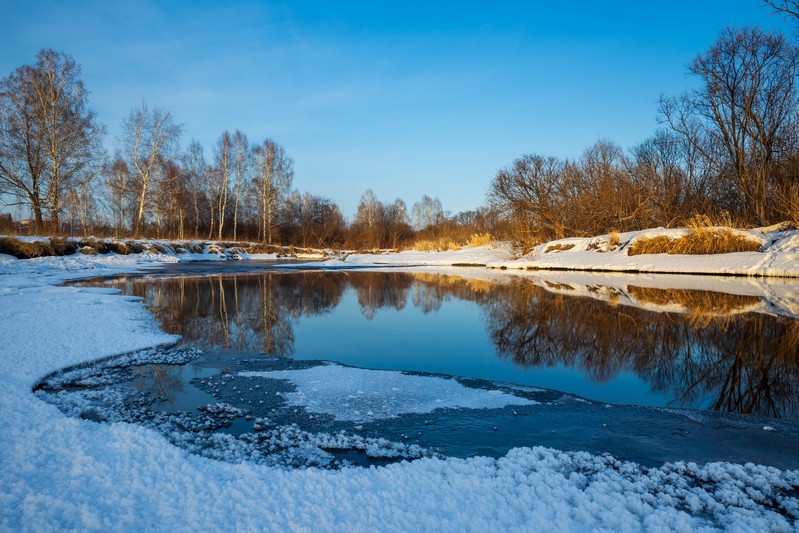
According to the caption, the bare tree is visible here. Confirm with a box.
[411,195,444,231]
[231,130,249,241]
[120,100,181,236]
[0,49,103,234]
[212,131,232,240]
[489,154,568,241]
[104,157,129,236]
[659,27,799,224]
[181,140,206,238]
[353,189,385,247]
[385,198,411,249]
[765,1,799,23]
[252,138,293,244]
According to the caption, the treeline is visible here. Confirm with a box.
[0,51,487,248]
[490,19,799,244]
[4,4,799,249]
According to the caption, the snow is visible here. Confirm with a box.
[240,364,534,421]
[0,252,798,530]
[497,226,799,277]
[305,226,799,278]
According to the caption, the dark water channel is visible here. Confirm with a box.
[38,265,799,469]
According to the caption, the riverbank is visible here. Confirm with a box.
[326,224,799,277]
[4,223,799,278]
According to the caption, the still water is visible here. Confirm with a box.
[38,265,799,469]
[79,266,799,419]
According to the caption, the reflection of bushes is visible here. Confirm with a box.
[132,364,184,401]
[485,279,799,418]
[628,286,760,317]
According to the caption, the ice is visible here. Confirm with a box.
[240,364,535,421]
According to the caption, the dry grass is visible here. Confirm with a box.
[79,246,98,255]
[628,228,762,256]
[587,231,621,252]
[608,231,620,248]
[104,241,129,255]
[0,237,56,259]
[544,243,575,253]
[126,241,146,254]
[413,238,461,252]
[247,243,283,254]
[467,233,492,247]
[50,237,78,256]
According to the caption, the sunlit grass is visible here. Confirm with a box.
[628,228,762,256]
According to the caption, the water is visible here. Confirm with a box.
[37,265,799,469]
[76,266,799,418]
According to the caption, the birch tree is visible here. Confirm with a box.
[231,130,249,241]
[0,49,103,233]
[104,157,129,236]
[212,131,233,240]
[120,101,181,236]
[252,138,293,244]
[181,140,206,238]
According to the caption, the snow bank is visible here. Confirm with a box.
[302,226,799,278]
[1,253,797,531]
[494,226,799,277]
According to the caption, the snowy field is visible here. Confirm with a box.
[1,251,798,531]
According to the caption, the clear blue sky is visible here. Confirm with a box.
[1,1,793,219]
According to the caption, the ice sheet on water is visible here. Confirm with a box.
[240,363,536,422]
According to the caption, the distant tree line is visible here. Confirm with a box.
[490,15,799,244]
[0,49,486,248]
[4,5,798,248]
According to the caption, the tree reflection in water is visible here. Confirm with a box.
[92,271,799,419]
[484,279,799,419]
[132,364,184,402]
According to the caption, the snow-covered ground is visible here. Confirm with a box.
[1,252,798,531]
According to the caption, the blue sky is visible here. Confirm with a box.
[1,1,793,218]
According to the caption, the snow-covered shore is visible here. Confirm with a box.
[5,223,799,277]
[321,225,799,277]
[1,252,798,531]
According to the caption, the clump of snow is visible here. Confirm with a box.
[240,363,535,422]
[198,402,245,419]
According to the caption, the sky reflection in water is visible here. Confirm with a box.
[79,268,799,420]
